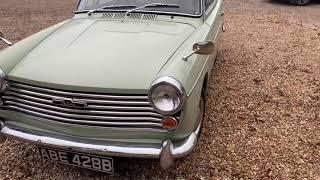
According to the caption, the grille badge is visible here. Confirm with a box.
[52,97,88,108]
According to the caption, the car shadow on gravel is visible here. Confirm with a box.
[38,157,163,178]
[41,156,189,178]
[268,0,320,5]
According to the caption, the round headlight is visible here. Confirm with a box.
[149,77,185,115]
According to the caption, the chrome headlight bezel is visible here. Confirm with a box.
[0,68,7,93]
[148,76,186,115]
[0,68,4,79]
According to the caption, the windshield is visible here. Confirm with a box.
[77,0,201,16]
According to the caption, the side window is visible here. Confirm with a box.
[205,0,214,10]
[79,0,96,9]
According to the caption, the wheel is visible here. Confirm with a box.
[290,0,311,5]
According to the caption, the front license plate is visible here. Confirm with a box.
[38,147,114,174]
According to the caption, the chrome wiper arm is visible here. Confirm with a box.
[125,3,180,16]
[0,32,13,46]
[87,5,137,16]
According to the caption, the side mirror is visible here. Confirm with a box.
[193,41,215,55]
[182,41,214,61]
[0,32,13,46]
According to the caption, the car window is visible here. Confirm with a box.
[205,0,214,10]
[77,0,201,16]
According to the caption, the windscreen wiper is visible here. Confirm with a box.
[125,3,181,16]
[87,5,137,16]
[0,32,13,46]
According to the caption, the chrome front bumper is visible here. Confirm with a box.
[0,122,200,169]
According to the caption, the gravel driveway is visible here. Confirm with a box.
[0,0,319,179]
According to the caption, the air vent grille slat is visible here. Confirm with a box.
[142,14,157,20]
[103,12,114,18]
[128,13,142,19]
[113,13,126,19]
[102,13,157,20]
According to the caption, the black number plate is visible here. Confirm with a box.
[38,146,114,174]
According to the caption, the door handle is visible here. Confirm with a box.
[220,11,225,16]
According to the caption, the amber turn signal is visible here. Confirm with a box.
[161,117,178,130]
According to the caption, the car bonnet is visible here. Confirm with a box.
[7,18,196,93]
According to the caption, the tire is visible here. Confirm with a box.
[196,90,206,140]
[290,0,311,5]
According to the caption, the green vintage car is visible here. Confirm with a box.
[0,0,224,173]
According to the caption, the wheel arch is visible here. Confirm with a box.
[201,73,209,98]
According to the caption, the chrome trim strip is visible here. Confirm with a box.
[3,96,162,118]
[3,103,162,122]
[3,106,163,128]
[10,82,149,100]
[3,93,154,111]
[0,112,168,132]
[8,87,149,106]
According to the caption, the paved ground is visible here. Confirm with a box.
[0,0,320,179]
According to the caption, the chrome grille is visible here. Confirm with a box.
[1,81,165,129]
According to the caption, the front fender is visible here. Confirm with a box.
[0,20,69,74]
[156,23,213,95]
[156,23,216,139]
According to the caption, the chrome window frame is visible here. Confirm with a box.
[204,0,218,20]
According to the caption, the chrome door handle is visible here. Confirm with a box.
[220,11,224,16]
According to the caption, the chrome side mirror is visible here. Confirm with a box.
[0,32,13,46]
[182,41,214,61]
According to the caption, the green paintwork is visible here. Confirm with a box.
[8,19,195,94]
[0,0,224,142]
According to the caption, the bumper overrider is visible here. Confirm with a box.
[0,120,201,169]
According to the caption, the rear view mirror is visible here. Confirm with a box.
[0,32,13,46]
[182,41,215,61]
